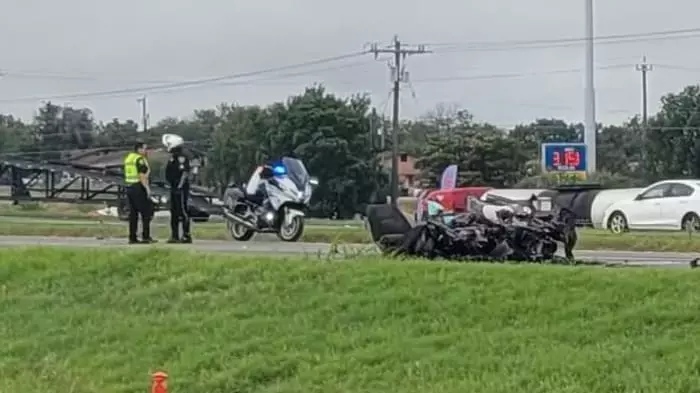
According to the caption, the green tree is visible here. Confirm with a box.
[645,85,700,179]
[0,115,32,154]
[597,122,642,177]
[413,108,528,187]
[204,104,267,193]
[31,102,97,159]
[509,118,582,159]
[263,85,385,217]
[95,118,139,147]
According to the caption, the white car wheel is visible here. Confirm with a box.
[608,212,628,234]
[682,213,700,232]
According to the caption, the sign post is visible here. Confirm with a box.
[540,142,588,180]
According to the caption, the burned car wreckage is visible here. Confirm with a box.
[365,194,578,263]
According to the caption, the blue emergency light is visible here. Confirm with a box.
[272,165,287,175]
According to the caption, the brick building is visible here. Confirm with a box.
[379,152,421,192]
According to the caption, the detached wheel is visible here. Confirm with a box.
[681,213,700,232]
[607,211,628,234]
[277,215,304,242]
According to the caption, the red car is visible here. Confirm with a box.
[416,187,492,220]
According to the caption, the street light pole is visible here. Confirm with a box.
[583,0,597,174]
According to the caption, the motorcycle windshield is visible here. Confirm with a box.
[280,157,310,190]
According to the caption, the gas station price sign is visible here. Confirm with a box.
[541,143,587,172]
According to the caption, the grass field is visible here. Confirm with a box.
[1,248,700,392]
[2,220,700,252]
[0,202,101,219]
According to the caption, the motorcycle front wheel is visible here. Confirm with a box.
[277,215,305,242]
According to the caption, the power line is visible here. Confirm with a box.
[0,27,695,112]
[0,59,375,103]
[0,59,375,86]
[369,36,430,206]
[654,63,700,72]
[420,26,700,51]
[2,27,697,84]
[433,32,700,55]
[0,70,177,84]
[0,31,697,105]
[0,51,369,103]
[412,64,630,83]
[1,61,629,103]
[2,27,696,102]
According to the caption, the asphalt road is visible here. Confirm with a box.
[0,215,362,229]
[0,235,695,268]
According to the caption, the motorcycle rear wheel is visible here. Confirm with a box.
[228,221,255,241]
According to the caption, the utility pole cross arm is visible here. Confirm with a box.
[367,36,430,206]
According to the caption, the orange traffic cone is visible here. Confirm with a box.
[151,371,168,393]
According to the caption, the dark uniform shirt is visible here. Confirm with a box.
[165,154,191,188]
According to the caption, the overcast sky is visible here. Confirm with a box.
[1,0,699,129]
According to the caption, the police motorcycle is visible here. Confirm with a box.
[222,157,319,242]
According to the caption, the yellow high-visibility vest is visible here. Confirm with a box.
[124,152,149,184]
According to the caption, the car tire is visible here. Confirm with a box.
[607,211,628,234]
[681,212,700,232]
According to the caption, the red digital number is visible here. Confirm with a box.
[552,152,561,167]
[564,150,580,167]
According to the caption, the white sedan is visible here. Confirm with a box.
[603,179,700,233]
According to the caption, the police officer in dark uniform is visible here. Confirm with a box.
[165,144,192,243]
[123,142,156,244]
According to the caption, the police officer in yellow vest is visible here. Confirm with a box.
[124,142,156,244]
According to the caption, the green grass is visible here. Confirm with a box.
[1,248,700,392]
[0,202,102,219]
[1,220,700,252]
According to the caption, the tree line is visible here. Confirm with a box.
[1,84,699,218]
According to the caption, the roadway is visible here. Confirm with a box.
[0,215,362,229]
[0,235,695,268]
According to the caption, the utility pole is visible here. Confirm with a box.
[369,36,430,206]
[636,56,652,179]
[137,96,148,133]
[636,56,653,125]
[369,107,377,150]
[379,114,386,150]
[583,0,597,174]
